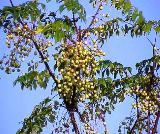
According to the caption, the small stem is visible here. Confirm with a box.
[72,12,78,34]
[146,41,156,134]
[88,3,102,29]
[9,0,14,7]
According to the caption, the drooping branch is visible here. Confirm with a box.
[8,0,59,85]
[61,83,80,133]
[151,47,159,134]
[31,39,59,85]
[136,95,140,119]
[8,1,80,132]
[18,26,59,84]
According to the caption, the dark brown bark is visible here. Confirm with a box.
[69,111,80,134]
[64,102,80,134]
[9,0,14,7]
[31,39,59,85]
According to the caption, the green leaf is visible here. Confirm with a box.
[58,0,86,21]
[17,97,54,134]
[155,25,160,33]
[114,71,118,79]
[132,9,138,21]
[105,69,110,76]
[143,21,153,33]
[106,77,112,83]
[46,0,51,3]
[41,3,46,9]
[123,2,131,13]
[99,78,106,87]
[137,11,144,25]
[14,70,49,90]
[128,67,132,74]
[49,114,55,123]
[35,25,44,34]
[59,5,65,13]
[54,63,58,71]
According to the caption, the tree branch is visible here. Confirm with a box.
[7,0,59,85]
[72,12,78,34]
[88,3,102,29]
[9,0,14,7]
[129,115,147,134]
[152,111,160,134]
[81,3,102,39]
[31,38,59,85]
[69,111,80,134]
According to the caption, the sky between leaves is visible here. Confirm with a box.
[0,0,160,134]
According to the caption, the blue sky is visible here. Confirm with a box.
[0,0,160,134]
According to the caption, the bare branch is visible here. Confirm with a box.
[81,3,102,39]
[146,37,155,47]
[9,0,14,7]
[88,3,102,29]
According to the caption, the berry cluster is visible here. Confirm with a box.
[56,41,105,101]
[126,88,159,113]
[1,23,53,73]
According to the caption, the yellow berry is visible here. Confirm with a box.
[100,5,103,10]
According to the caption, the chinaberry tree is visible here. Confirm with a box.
[0,0,159,133]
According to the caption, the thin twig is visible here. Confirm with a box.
[146,37,154,47]
[88,3,102,29]
[81,3,102,39]
[9,0,14,7]
[72,12,78,34]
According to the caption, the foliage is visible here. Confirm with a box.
[0,0,159,134]
[14,70,50,90]
[17,97,55,134]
